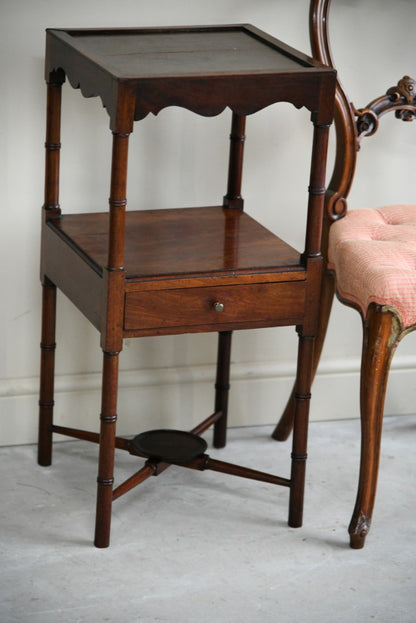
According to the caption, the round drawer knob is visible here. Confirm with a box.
[213,301,225,313]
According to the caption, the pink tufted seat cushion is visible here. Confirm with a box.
[328,204,416,328]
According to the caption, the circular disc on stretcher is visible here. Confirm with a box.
[131,429,208,463]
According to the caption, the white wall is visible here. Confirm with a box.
[1,0,415,446]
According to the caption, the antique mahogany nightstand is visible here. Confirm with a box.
[38,25,336,547]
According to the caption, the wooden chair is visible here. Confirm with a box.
[273,0,416,549]
[38,25,336,546]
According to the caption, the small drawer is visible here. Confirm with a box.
[124,281,305,333]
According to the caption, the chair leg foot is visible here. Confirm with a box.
[349,535,366,550]
[349,512,370,549]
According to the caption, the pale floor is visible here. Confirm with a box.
[1,415,415,623]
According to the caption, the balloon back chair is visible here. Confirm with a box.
[273,0,416,548]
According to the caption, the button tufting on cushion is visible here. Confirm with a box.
[328,205,416,328]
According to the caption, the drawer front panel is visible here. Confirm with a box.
[124,281,305,332]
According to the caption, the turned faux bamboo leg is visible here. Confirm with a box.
[288,333,315,527]
[223,113,246,209]
[213,331,232,448]
[273,116,332,444]
[38,279,57,466]
[273,269,335,441]
[94,127,130,548]
[38,77,62,466]
[94,351,120,548]
[212,112,244,448]
[273,263,336,441]
[287,120,330,526]
[349,305,401,549]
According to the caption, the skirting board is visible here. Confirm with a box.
[1,356,415,446]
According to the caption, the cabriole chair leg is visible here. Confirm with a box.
[349,305,402,549]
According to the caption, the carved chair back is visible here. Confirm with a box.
[311,0,416,242]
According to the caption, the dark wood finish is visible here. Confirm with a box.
[45,208,304,280]
[38,77,62,467]
[273,268,336,441]
[112,411,223,501]
[131,430,208,463]
[349,304,403,549]
[42,224,103,330]
[37,280,57,466]
[355,75,416,141]
[274,0,416,548]
[224,113,246,209]
[94,351,120,548]
[45,25,335,129]
[172,454,291,488]
[124,281,306,334]
[42,81,62,219]
[38,23,336,547]
[213,331,232,448]
[289,334,315,527]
